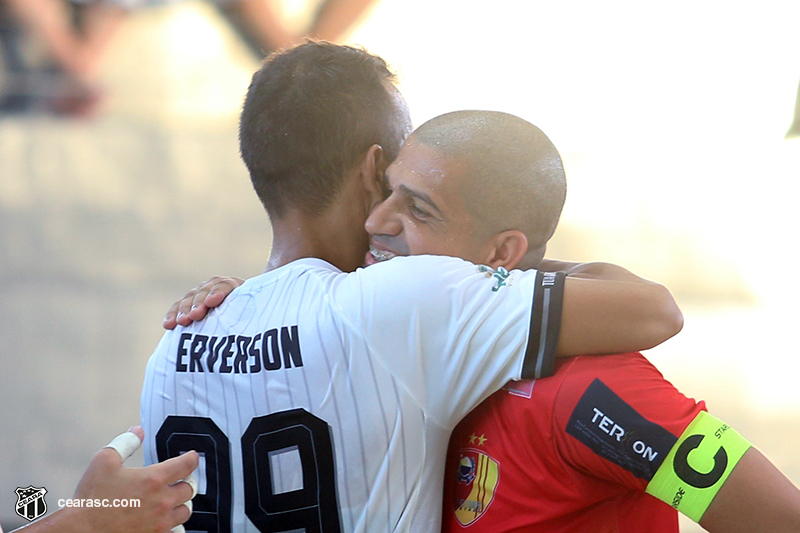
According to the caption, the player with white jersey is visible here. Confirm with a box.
[142,42,683,533]
[143,255,564,532]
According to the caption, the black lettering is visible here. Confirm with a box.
[249,333,262,373]
[207,336,221,372]
[234,336,251,373]
[262,329,281,371]
[673,434,728,489]
[176,333,191,372]
[190,335,208,372]
[175,326,302,374]
[281,325,303,368]
[672,487,686,508]
[220,335,235,373]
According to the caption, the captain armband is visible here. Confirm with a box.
[645,411,751,522]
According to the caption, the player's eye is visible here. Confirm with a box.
[409,201,431,220]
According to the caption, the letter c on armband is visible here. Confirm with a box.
[673,434,727,489]
[645,411,751,523]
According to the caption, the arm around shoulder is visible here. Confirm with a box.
[556,266,683,356]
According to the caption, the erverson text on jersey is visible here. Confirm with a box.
[175,326,303,373]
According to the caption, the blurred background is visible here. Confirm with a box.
[1,0,798,530]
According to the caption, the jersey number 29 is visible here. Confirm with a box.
[155,409,342,533]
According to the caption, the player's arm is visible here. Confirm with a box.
[699,447,800,532]
[644,411,800,532]
[12,427,198,533]
[539,259,683,356]
[552,357,800,532]
[161,262,683,361]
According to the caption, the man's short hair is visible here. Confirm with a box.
[240,41,411,218]
[412,110,567,254]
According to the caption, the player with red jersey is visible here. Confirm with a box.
[443,350,799,532]
[443,353,700,532]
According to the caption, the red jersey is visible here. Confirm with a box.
[442,353,706,532]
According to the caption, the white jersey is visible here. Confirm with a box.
[141,255,563,533]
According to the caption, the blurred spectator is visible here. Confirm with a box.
[0,0,378,117]
[0,0,127,116]
[0,2,30,112]
[307,0,377,42]
[216,0,377,58]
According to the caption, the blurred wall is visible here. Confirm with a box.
[0,4,269,528]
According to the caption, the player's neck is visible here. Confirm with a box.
[265,209,367,274]
[264,171,372,273]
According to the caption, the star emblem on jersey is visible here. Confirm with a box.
[452,448,499,526]
[469,433,488,446]
[15,486,47,522]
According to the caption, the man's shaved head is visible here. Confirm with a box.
[411,110,567,265]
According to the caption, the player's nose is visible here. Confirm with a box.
[365,196,402,237]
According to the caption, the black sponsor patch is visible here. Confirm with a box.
[566,379,677,480]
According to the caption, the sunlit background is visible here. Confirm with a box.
[1,0,798,530]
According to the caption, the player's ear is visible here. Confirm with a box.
[359,144,385,204]
[482,230,528,271]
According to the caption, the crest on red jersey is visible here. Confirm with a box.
[451,448,499,526]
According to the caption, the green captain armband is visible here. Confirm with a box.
[645,411,751,522]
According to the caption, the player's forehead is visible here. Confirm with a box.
[385,138,469,212]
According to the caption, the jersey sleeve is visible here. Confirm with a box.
[329,255,564,427]
[551,353,706,492]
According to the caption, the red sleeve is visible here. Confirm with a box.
[550,353,706,492]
